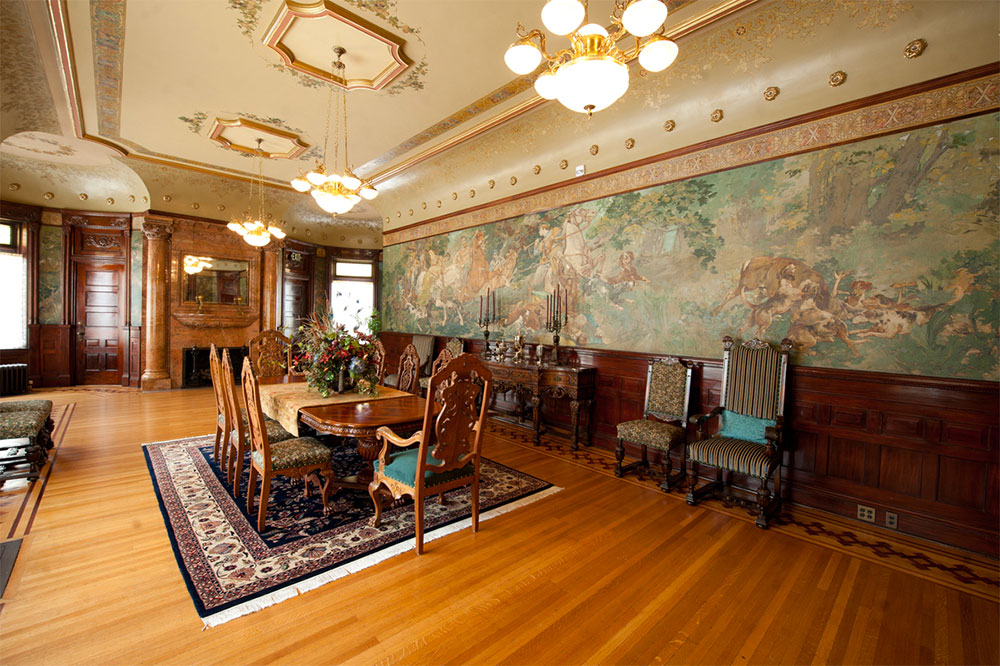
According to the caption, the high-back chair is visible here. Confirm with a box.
[248,329,291,378]
[419,348,454,397]
[686,336,792,528]
[373,339,387,384]
[445,337,464,358]
[220,349,293,497]
[208,344,228,463]
[384,343,421,394]
[368,354,493,554]
[614,357,692,492]
[241,358,334,531]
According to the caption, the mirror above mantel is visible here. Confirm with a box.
[171,251,260,329]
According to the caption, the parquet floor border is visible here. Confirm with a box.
[486,420,1000,603]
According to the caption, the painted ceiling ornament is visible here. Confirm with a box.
[829,71,847,87]
[711,108,724,122]
[559,160,569,169]
[289,48,378,213]
[763,86,779,101]
[663,119,676,131]
[504,0,679,116]
[904,38,927,59]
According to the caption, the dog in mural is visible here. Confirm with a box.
[714,256,832,317]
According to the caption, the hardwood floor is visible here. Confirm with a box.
[0,387,997,665]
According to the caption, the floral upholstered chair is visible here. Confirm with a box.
[368,353,492,554]
[686,336,792,528]
[0,400,54,450]
[615,357,692,492]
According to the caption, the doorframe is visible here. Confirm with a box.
[63,212,132,386]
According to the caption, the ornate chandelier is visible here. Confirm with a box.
[227,138,287,247]
[290,47,377,214]
[504,0,679,116]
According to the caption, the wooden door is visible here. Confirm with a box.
[75,262,125,385]
[283,275,310,333]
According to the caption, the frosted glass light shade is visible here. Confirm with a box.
[268,226,286,239]
[540,0,584,35]
[555,56,629,114]
[504,40,542,74]
[306,170,326,186]
[622,0,667,37]
[359,184,378,200]
[341,172,362,190]
[290,177,310,192]
[243,231,270,247]
[638,37,678,72]
[577,23,609,38]
[534,70,560,99]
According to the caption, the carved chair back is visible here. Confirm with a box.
[719,336,792,420]
[396,343,421,394]
[208,344,226,418]
[240,357,273,474]
[417,354,493,482]
[373,339,387,384]
[412,334,435,375]
[220,349,245,452]
[644,357,693,424]
[428,348,455,404]
[445,337,464,358]
[248,329,291,378]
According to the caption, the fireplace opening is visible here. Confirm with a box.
[182,346,248,388]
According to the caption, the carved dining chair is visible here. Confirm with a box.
[419,348,454,396]
[615,357,693,492]
[369,353,493,554]
[241,357,335,531]
[384,343,421,394]
[686,336,792,528]
[373,339,387,385]
[221,348,293,498]
[208,344,229,464]
[248,329,291,378]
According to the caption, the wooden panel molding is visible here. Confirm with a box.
[381,329,999,556]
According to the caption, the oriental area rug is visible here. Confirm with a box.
[143,435,558,627]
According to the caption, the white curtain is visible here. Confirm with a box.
[0,251,27,348]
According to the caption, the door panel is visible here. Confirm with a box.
[75,263,124,385]
[283,276,310,332]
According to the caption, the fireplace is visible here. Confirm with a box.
[182,346,248,388]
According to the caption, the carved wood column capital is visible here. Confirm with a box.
[142,217,175,241]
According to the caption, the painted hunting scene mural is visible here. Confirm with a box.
[383,113,999,381]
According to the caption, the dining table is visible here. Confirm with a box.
[257,376,430,490]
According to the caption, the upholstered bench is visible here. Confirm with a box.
[0,400,54,450]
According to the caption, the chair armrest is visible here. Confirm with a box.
[375,426,422,466]
[689,406,723,426]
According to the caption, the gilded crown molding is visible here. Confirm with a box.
[383,67,1000,247]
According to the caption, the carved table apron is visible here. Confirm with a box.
[485,360,596,449]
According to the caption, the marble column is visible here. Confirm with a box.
[261,241,282,331]
[140,217,174,390]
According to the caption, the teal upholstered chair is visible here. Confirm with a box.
[615,357,693,492]
[368,353,493,555]
[686,336,792,528]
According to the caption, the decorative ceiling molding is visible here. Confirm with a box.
[383,68,1000,246]
[207,117,309,159]
[262,0,410,91]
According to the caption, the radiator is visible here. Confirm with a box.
[0,364,28,396]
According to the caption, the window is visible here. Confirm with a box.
[0,222,27,349]
[330,259,376,333]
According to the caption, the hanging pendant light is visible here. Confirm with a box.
[227,138,287,247]
[505,0,678,116]
[289,47,377,213]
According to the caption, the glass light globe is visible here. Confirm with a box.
[315,193,338,213]
[534,70,560,100]
[226,221,242,232]
[622,0,667,37]
[244,230,270,247]
[268,226,286,239]
[325,173,342,185]
[341,172,362,190]
[541,0,584,35]
[347,193,362,204]
[359,184,378,200]
[306,170,326,186]
[577,23,609,38]
[504,40,542,75]
[638,36,678,72]
[555,56,629,114]
[290,177,310,192]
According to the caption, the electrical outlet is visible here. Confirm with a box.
[885,512,898,529]
[857,504,876,523]
[575,164,586,177]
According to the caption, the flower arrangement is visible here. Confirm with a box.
[292,305,381,397]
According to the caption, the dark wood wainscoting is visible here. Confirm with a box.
[28,324,72,387]
[126,326,142,388]
[380,330,999,556]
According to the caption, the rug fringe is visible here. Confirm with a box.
[200,485,563,628]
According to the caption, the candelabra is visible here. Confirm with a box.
[479,286,499,343]
[544,284,568,364]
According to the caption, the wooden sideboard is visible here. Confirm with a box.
[485,359,596,450]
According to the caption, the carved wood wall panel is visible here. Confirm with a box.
[380,330,999,556]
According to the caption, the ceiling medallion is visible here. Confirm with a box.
[904,38,927,59]
[452,192,458,200]
[218,204,226,211]
[129,195,136,203]
[710,108,724,122]
[409,209,414,216]
[590,144,599,155]
[663,119,675,132]
[43,192,54,200]
[504,0,679,116]
[79,193,88,200]
[163,195,172,202]
[209,117,308,159]
[510,176,518,185]
[469,189,476,198]
[489,179,496,189]
[763,86,779,101]
[533,165,542,174]
[191,203,200,210]
[7,183,19,191]
[559,160,569,169]
[227,139,287,247]
[421,202,427,210]
[625,138,635,149]
[829,71,847,87]
[107,198,115,205]
[436,201,442,208]
[290,47,378,214]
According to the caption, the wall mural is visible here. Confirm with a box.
[383,113,999,381]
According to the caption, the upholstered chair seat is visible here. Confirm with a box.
[0,400,53,414]
[0,410,48,439]
[229,418,293,449]
[687,437,772,478]
[375,448,474,488]
[615,419,685,451]
[251,436,331,471]
[217,410,288,441]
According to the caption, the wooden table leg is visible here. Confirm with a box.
[570,399,581,450]
[530,394,541,446]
